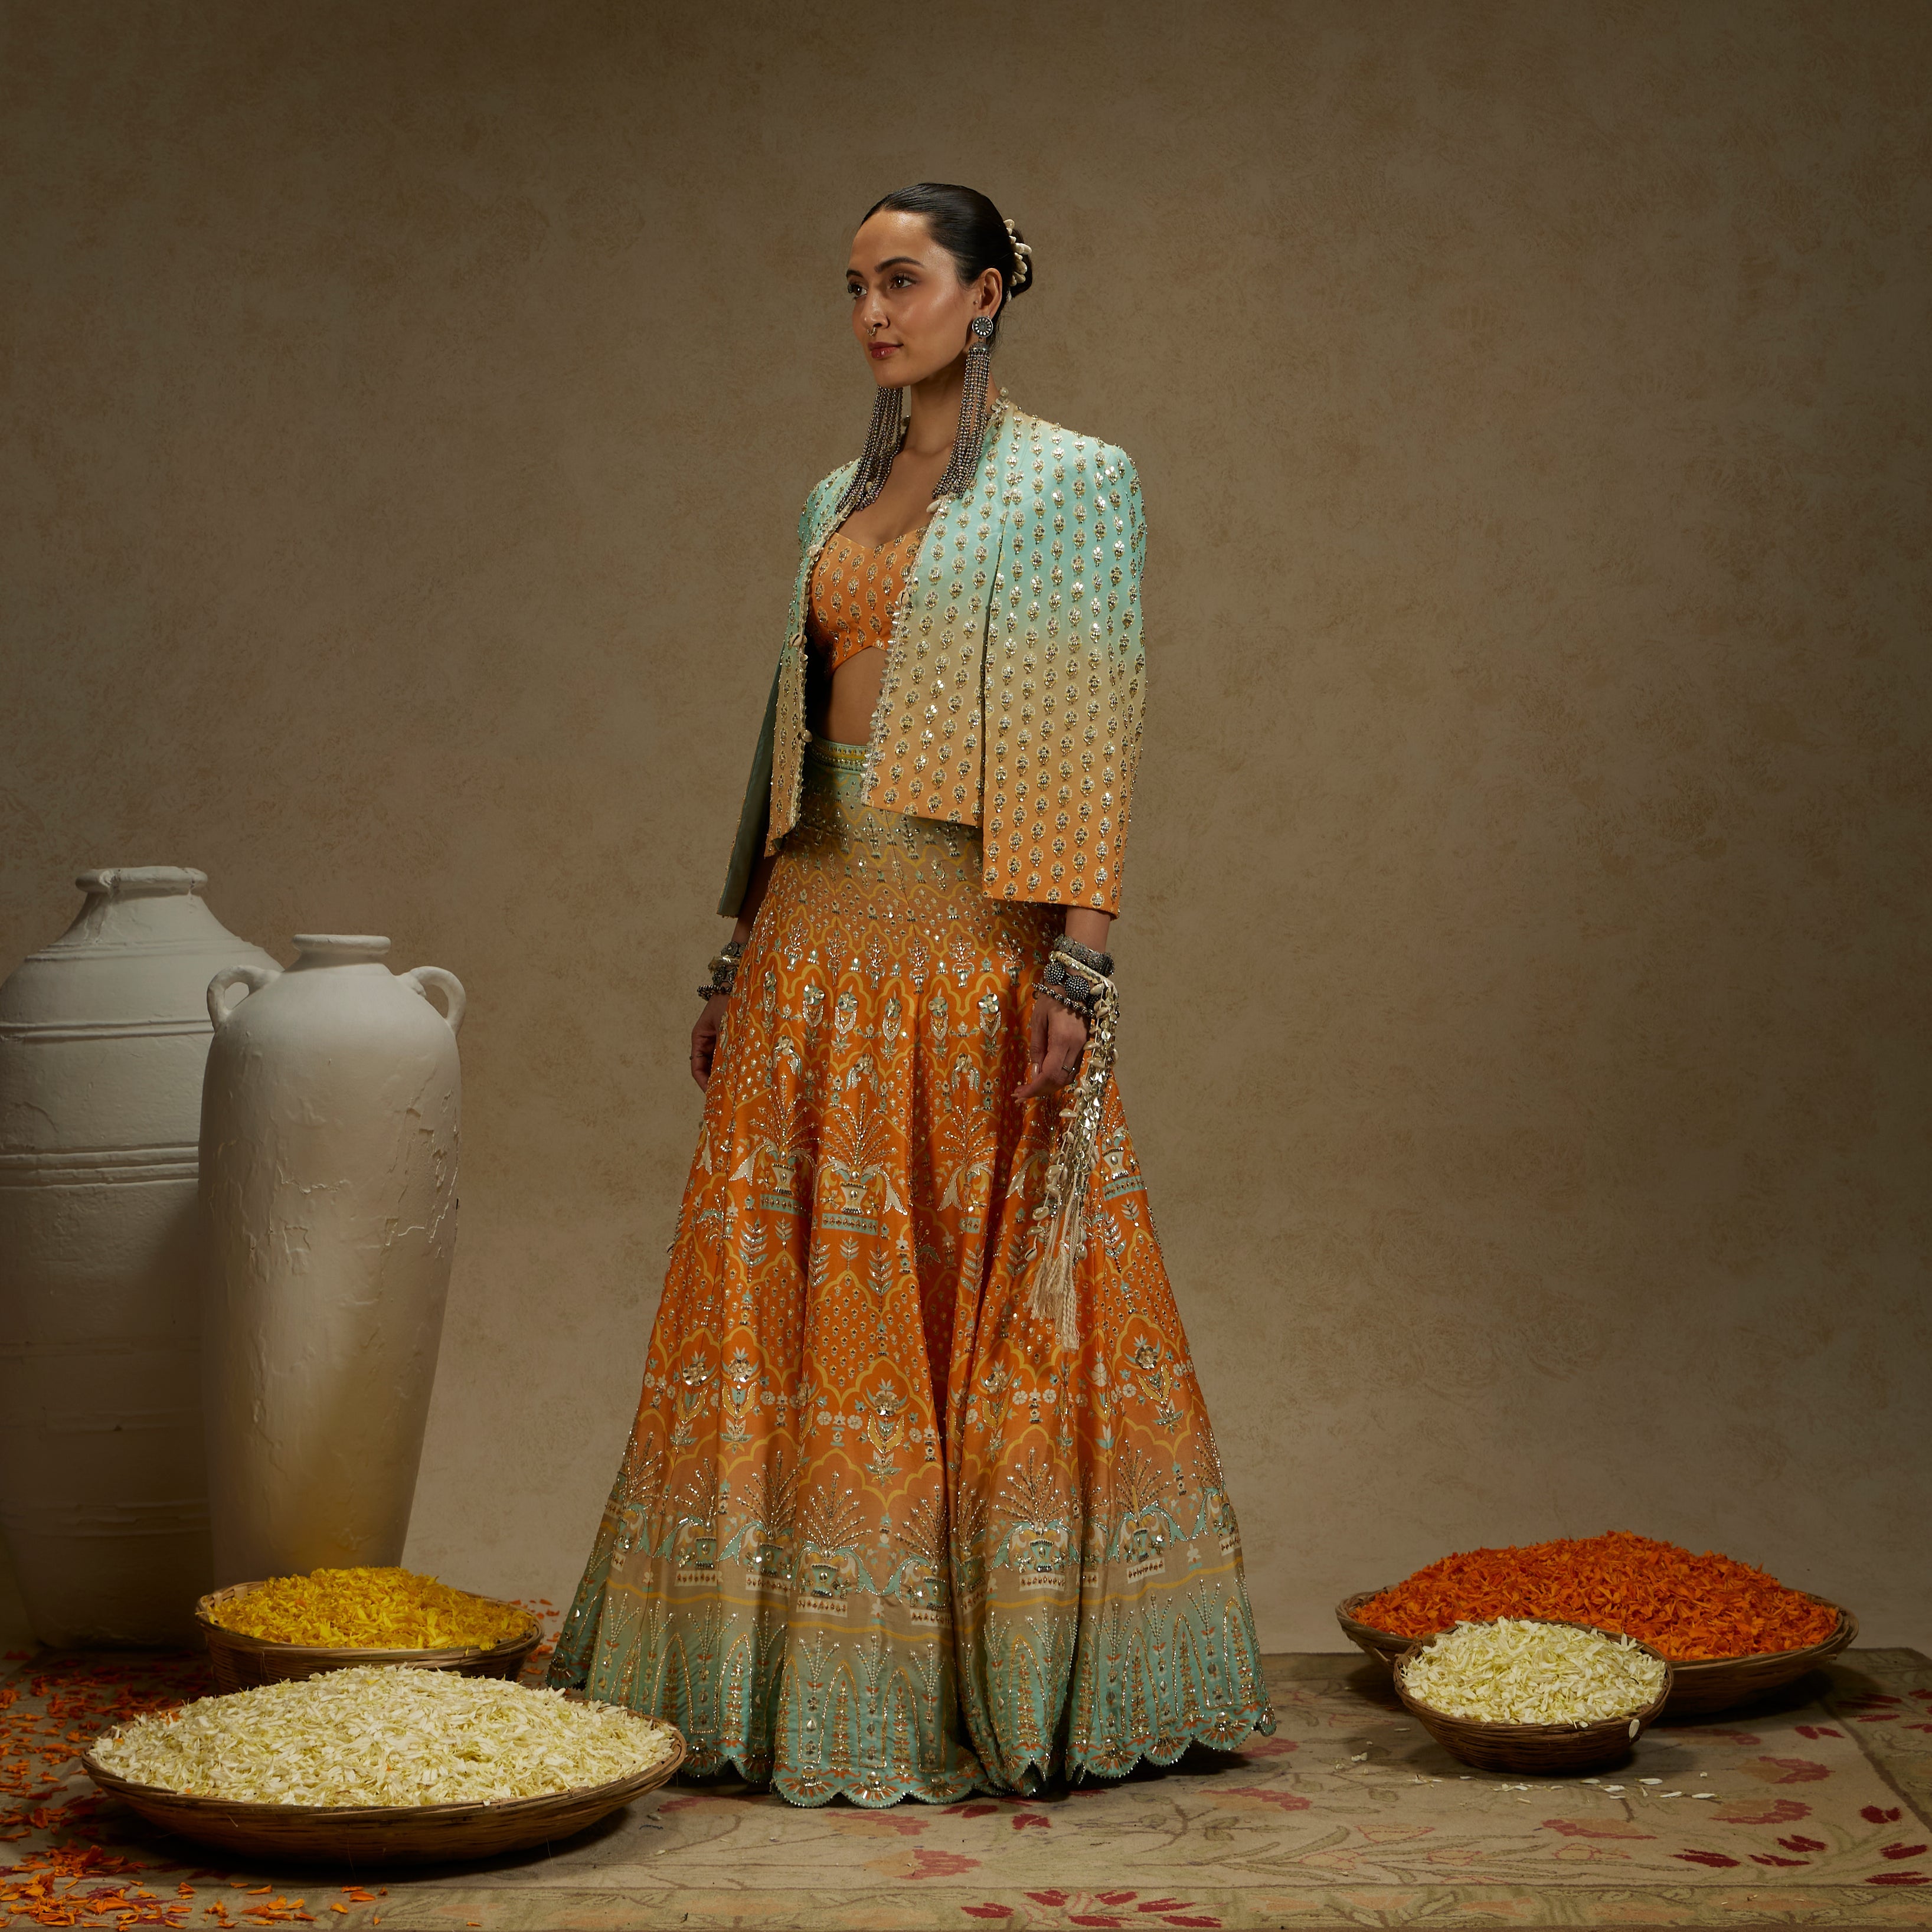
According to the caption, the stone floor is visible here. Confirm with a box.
[5,1642,1930,1930]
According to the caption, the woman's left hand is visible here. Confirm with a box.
[1015,994,1087,1100]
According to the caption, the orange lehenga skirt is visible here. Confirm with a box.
[548,737,1272,1805]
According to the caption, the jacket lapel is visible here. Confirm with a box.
[860,402,1016,825]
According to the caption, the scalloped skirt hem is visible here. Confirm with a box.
[651,1698,1280,1809]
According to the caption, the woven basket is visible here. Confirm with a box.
[1335,1590,1413,1670]
[196,1582,542,1694]
[1392,1621,1675,1774]
[1341,1589,1855,1719]
[1658,1598,1856,1715]
[81,1719,684,1866]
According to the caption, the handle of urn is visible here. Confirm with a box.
[401,966,466,1036]
[206,964,280,1028]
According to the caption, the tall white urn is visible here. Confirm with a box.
[0,867,277,1643]
[201,935,463,1584]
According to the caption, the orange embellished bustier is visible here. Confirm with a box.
[806,522,927,671]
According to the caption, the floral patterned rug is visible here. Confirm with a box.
[4,1646,1928,1929]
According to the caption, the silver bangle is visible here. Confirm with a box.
[1039,981,1093,1016]
[1051,934,1114,978]
[698,938,745,1002]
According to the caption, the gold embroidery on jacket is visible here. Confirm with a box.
[766,404,1147,913]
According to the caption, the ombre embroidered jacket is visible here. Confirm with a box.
[718,398,1148,917]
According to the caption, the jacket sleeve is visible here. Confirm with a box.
[981,440,1148,914]
[715,486,823,917]
[714,654,781,918]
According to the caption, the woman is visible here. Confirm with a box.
[548,184,1272,1806]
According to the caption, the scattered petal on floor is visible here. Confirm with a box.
[3,1648,1928,1927]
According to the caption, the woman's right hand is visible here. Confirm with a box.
[691,993,730,1089]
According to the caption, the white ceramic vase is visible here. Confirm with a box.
[0,867,277,1643]
[200,935,463,1585]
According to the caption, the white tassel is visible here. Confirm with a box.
[1025,963,1119,1353]
[1027,1127,1089,1351]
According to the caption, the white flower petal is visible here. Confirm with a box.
[1398,1620,1667,1727]
[93,1665,676,1809]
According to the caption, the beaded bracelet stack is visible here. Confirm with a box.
[697,938,745,1003]
[1038,934,1114,1018]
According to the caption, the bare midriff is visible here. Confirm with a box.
[804,521,928,745]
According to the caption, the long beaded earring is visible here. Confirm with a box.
[933,315,996,501]
[834,383,907,520]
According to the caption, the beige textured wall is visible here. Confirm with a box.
[2,1,1927,1651]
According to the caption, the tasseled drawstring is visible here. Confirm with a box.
[1025,960,1120,1352]
[1027,1169,1087,1352]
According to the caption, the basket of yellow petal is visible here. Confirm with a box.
[1391,1617,1674,1775]
[197,1568,542,1692]
[83,1664,684,1865]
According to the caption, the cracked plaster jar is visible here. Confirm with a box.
[0,867,276,1643]
[200,934,463,1584]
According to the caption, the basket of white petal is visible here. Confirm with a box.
[1392,1617,1674,1774]
[82,1664,684,1865]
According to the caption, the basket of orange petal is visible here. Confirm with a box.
[1658,1600,1856,1715]
[1337,1587,1413,1669]
[1391,1617,1673,1774]
[197,1567,542,1692]
[1339,1532,1854,1717]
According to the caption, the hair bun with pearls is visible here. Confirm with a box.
[1002,216,1035,298]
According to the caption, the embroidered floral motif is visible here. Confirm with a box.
[550,740,1271,1804]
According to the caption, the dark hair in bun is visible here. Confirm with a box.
[863,182,1034,319]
